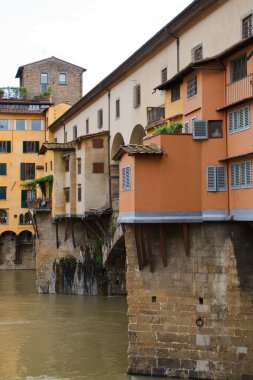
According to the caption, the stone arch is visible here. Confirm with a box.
[129,124,146,145]
[19,230,33,243]
[110,133,125,207]
[111,132,125,160]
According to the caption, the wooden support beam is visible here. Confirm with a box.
[71,219,76,249]
[33,213,39,239]
[134,224,144,270]
[146,224,154,273]
[139,224,148,267]
[83,220,103,242]
[64,218,68,242]
[159,225,167,267]
[55,220,59,249]
[183,223,190,257]
[93,219,106,237]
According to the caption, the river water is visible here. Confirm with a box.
[0,271,162,380]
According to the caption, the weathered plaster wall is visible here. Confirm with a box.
[125,222,253,379]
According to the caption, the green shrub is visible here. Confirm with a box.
[155,122,182,134]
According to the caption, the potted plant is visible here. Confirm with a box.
[43,84,53,101]
[0,88,5,99]
[19,87,28,100]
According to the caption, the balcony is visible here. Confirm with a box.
[0,87,28,100]
[225,73,253,107]
[27,198,52,210]
[147,107,165,125]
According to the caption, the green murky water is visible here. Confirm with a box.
[0,271,162,380]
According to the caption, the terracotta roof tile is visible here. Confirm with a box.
[39,141,76,155]
[113,143,163,160]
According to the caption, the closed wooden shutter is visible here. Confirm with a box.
[93,162,104,173]
[35,141,39,153]
[193,120,208,139]
[7,141,11,153]
[23,141,27,153]
[21,190,28,208]
[0,187,6,200]
[0,163,6,175]
[20,163,25,180]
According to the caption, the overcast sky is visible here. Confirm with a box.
[1,0,192,94]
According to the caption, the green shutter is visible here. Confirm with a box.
[0,163,6,175]
[7,141,11,153]
[21,190,27,208]
[20,163,26,180]
[0,187,6,200]
[23,141,27,153]
[35,141,39,153]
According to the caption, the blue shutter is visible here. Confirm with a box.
[239,106,250,130]
[122,166,131,191]
[216,166,227,191]
[241,161,252,188]
[193,120,208,139]
[231,163,240,189]
[206,166,217,191]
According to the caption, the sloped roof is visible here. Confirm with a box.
[113,144,163,161]
[16,56,86,78]
[75,131,109,142]
[39,141,76,155]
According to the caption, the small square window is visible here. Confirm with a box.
[191,44,202,62]
[92,139,103,149]
[209,121,223,138]
[59,73,66,85]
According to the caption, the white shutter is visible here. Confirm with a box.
[217,166,226,191]
[206,166,217,191]
[241,106,250,130]
[242,161,252,188]
[193,120,208,139]
[231,163,240,189]
[122,166,131,191]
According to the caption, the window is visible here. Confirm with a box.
[77,158,81,174]
[0,163,6,175]
[0,141,11,153]
[193,120,208,139]
[59,73,66,85]
[65,157,70,172]
[231,161,252,189]
[15,119,27,130]
[77,185,81,202]
[184,121,190,133]
[21,189,36,208]
[116,99,120,118]
[208,121,223,138]
[228,106,250,133]
[40,73,48,93]
[206,166,226,192]
[86,118,89,134]
[64,188,70,203]
[93,162,104,173]
[133,84,141,108]
[0,119,10,131]
[92,139,103,149]
[0,209,7,224]
[0,187,7,200]
[187,76,197,98]
[19,212,32,225]
[97,109,103,129]
[242,14,253,39]
[171,84,180,102]
[122,166,131,191]
[230,55,247,83]
[31,120,43,131]
[23,141,39,153]
[73,125,77,139]
[20,163,35,180]
[191,44,203,62]
[161,67,167,83]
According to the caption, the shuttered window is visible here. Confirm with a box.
[0,141,11,153]
[122,166,131,191]
[0,187,6,200]
[228,106,250,133]
[0,163,6,175]
[23,141,39,153]
[187,76,197,98]
[193,120,208,139]
[231,161,252,189]
[20,163,35,180]
[206,166,226,192]
[184,121,190,133]
[133,84,141,108]
[93,162,104,173]
[97,109,103,129]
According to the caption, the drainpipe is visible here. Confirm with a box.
[165,27,180,73]
[107,89,112,210]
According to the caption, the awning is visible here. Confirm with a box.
[21,175,53,188]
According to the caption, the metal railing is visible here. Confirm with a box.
[225,73,253,106]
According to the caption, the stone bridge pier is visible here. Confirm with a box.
[123,221,253,379]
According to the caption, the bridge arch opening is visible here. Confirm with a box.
[129,124,146,145]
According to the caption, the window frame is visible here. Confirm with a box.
[186,76,197,99]
[191,44,203,62]
[161,67,167,84]
[58,72,67,85]
[0,186,7,200]
[231,161,252,190]
[228,106,250,134]
[116,98,120,119]
[242,14,253,39]
[40,72,48,93]
[171,83,180,102]
[133,84,141,108]
[31,119,43,131]
[14,119,27,131]
[97,109,103,129]
[0,119,10,131]
[206,165,227,192]
[230,55,247,83]
[122,166,131,191]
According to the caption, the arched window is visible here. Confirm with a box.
[24,212,31,224]
[0,209,7,224]
[19,231,33,244]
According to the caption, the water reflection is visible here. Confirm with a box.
[0,271,162,380]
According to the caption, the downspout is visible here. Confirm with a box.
[165,27,180,73]
[107,89,112,210]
